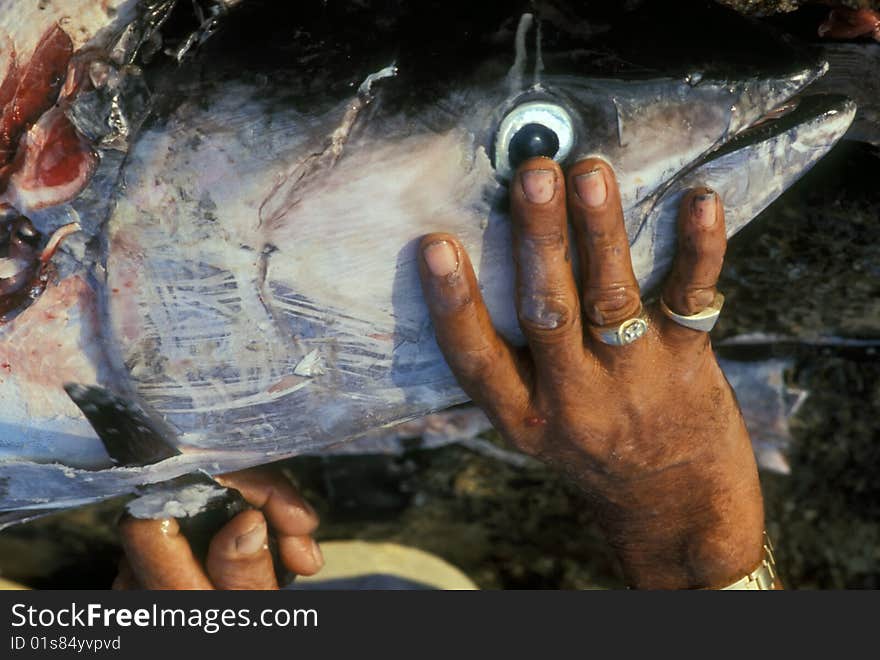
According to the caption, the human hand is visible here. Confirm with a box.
[418,157,765,589]
[113,468,323,590]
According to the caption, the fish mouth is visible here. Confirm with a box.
[708,94,856,161]
[633,93,857,294]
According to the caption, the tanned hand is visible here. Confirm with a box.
[418,157,766,589]
[114,468,323,590]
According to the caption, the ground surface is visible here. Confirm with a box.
[719,0,879,15]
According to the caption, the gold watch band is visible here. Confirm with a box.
[720,532,778,590]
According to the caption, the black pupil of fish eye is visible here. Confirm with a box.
[508,123,560,169]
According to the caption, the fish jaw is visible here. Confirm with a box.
[630,95,857,294]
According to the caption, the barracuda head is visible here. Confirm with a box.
[0,0,857,520]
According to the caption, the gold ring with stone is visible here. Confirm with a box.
[590,304,650,347]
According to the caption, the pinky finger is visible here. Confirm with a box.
[660,189,727,344]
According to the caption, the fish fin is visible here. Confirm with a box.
[63,383,181,467]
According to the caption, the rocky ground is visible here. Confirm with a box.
[719,0,879,15]
[0,2,877,591]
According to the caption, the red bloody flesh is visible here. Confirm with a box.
[0,50,19,116]
[0,25,73,165]
[6,107,98,209]
[0,25,98,212]
[34,111,88,187]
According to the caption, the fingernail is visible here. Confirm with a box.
[575,168,607,207]
[520,169,556,204]
[310,538,324,569]
[692,191,717,227]
[423,240,458,277]
[235,522,267,555]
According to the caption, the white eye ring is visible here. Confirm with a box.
[493,101,576,180]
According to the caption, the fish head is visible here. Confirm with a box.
[246,1,846,343]
[301,0,837,254]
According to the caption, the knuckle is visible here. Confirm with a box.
[665,286,716,316]
[597,242,625,259]
[453,344,501,386]
[518,229,566,249]
[517,293,578,337]
[433,281,474,315]
[584,286,640,325]
[685,288,717,313]
[587,240,630,269]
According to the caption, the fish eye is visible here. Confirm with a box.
[494,102,575,180]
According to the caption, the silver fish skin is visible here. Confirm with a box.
[0,1,857,518]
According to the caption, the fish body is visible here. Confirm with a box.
[0,0,859,518]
